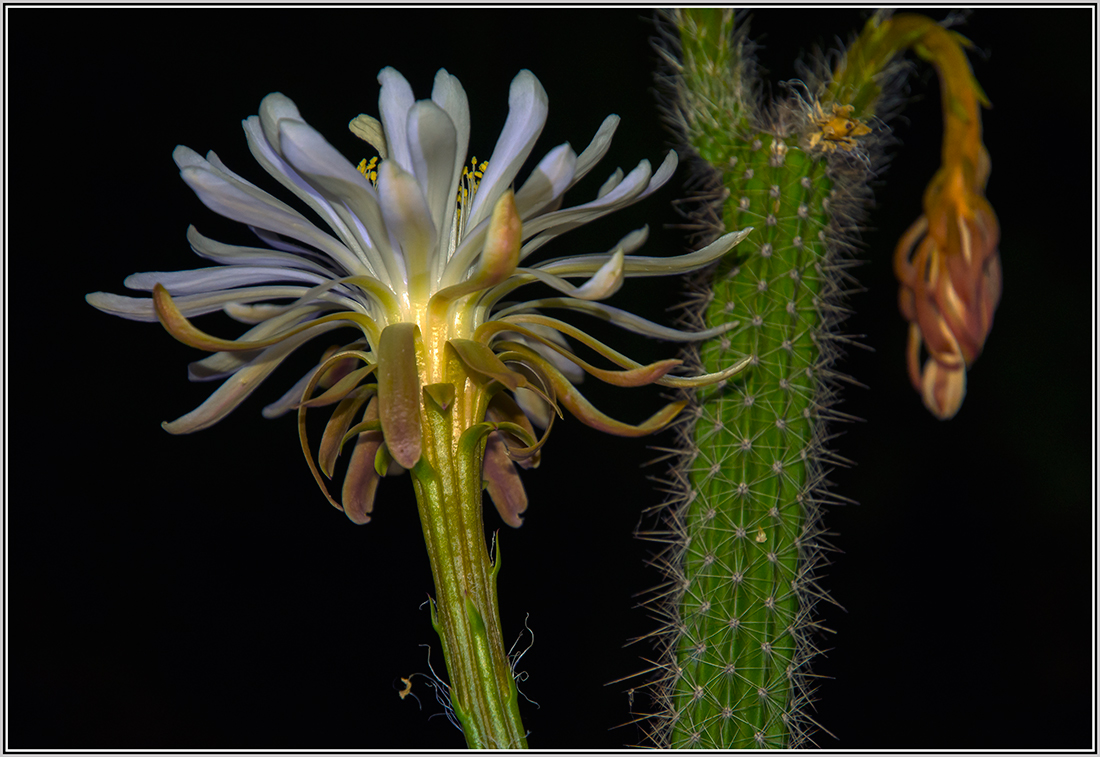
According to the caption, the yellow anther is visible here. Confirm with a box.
[356,156,380,184]
[455,157,488,225]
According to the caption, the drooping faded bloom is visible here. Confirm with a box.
[86,68,751,526]
[823,13,1000,420]
[892,25,1001,420]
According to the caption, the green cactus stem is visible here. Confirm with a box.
[636,9,998,748]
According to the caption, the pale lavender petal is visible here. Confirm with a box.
[276,119,397,281]
[243,115,374,268]
[465,70,548,231]
[124,266,329,295]
[514,143,577,219]
[257,91,302,153]
[177,159,362,275]
[87,285,343,322]
[162,321,346,434]
[377,67,416,174]
[377,160,436,297]
[405,100,458,247]
[569,114,619,190]
[430,68,470,253]
[187,225,337,277]
[518,151,677,242]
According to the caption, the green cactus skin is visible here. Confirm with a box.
[670,139,836,750]
[637,10,883,748]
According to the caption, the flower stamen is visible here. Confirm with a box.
[456,156,488,229]
[357,156,381,184]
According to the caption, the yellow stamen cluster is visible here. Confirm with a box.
[456,156,488,228]
[459,157,488,201]
[355,155,488,216]
[357,156,381,184]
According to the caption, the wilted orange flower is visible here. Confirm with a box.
[893,23,1000,419]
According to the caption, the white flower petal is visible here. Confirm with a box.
[243,115,376,270]
[431,68,470,254]
[520,225,648,268]
[378,160,437,298]
[177,158,362,275]
[249,226,325,256]
[597,168,625,199]
[162,321,346,434]
[124,266,329,296]
[187,225,336,277]
[569,114,620,190]
[465,70,549,231]
[204,150,263,190]
[276,118,397,281]
[406,100,458,247]
[88,285,343,322]
[258,92,302,154]
[495,297,736,341]
[377,67,416,174]
[508,249,623,303]
[569,250,624,300]
[519,151,677,243]
[514,143,577,219]
[538,227,753,277]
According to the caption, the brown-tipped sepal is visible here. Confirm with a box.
[483,432,528,528]
[377,323,423,468]
[341,396,384,524]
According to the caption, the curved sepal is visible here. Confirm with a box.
[448,338,529,391]
[318,385,375,478]
[513,351,688,437]
[340,396,384,524]
[377,323,423,469]
[483,432,528,528]
[152,283,380,352]
[299,349,376,513]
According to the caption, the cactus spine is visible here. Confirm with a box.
[637,10,875,748]
[636,8,999,749]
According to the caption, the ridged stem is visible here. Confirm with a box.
[410,362,527,750]
[653,9,839,748]
[671,132,832,750]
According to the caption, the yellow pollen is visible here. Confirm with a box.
[356,155,489,232]
[356,156,380,184]
[455,156,488,227]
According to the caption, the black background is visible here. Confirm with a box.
[6,6,1095,751]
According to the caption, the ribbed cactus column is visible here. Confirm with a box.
[671,134,834,750]
[643,9,845,749]
[645,7,999,750]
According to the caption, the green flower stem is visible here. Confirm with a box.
[409,363,527,750]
